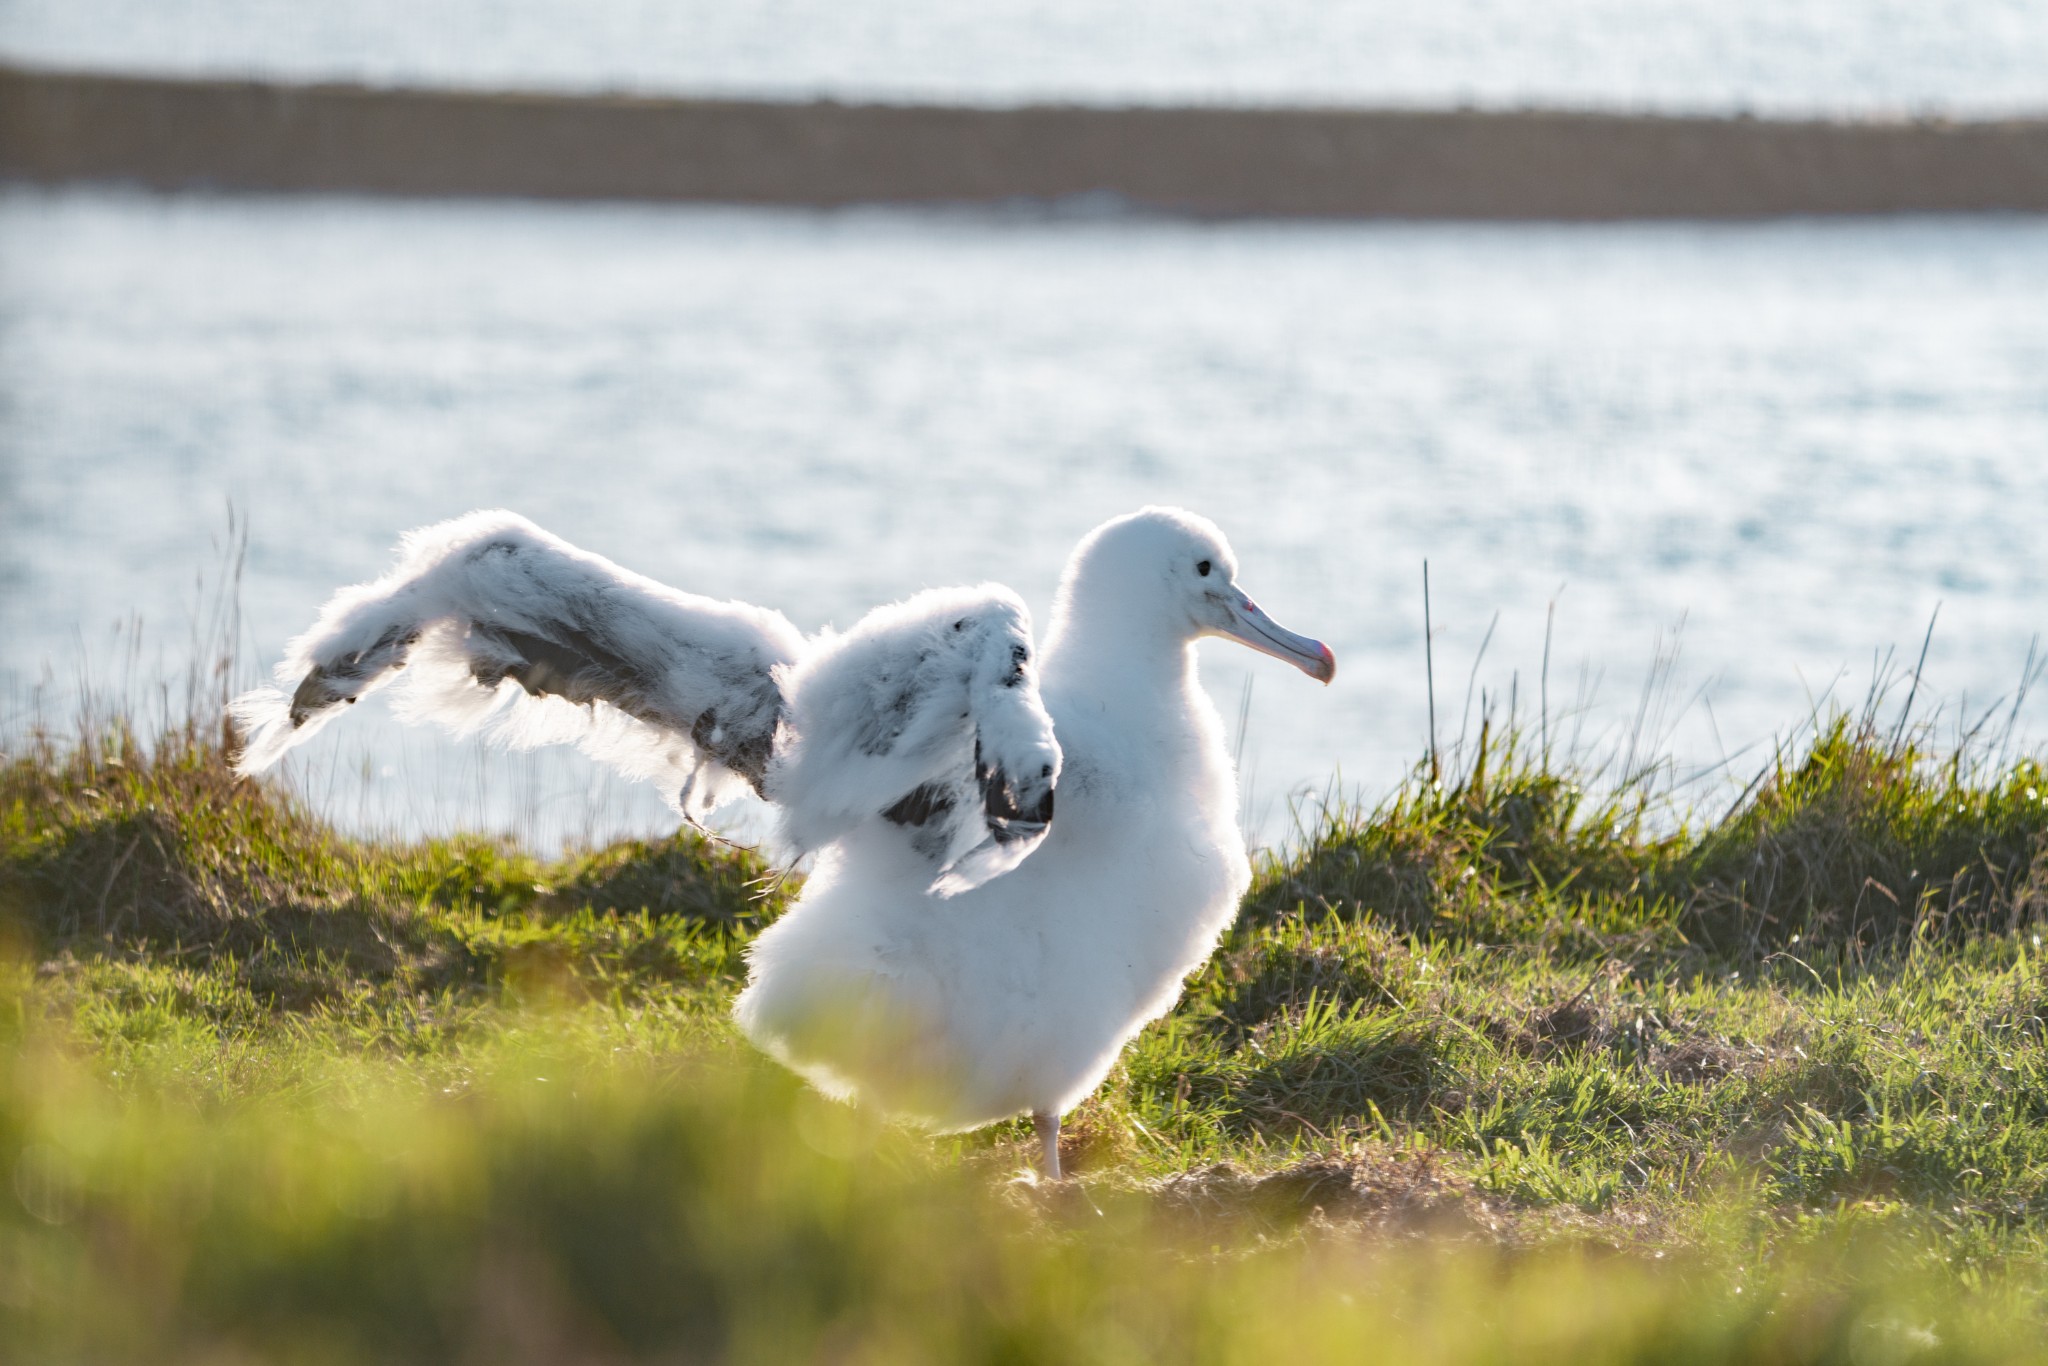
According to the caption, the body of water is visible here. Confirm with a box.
[3,189,2046,847]
[2,0,2045,116]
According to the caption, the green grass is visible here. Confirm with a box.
[9,710,2048,1360]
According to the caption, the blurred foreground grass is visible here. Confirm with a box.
[8,713,2048,1360]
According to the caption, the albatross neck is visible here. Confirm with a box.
[1039,591,1203,719]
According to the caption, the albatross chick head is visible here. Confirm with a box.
[1052,507,1336,684]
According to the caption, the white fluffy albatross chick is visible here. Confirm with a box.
[733,507,1335,1179]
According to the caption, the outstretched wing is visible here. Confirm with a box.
[769,584,1061,897]
[230,510,806,818]
[233,514,1060,891]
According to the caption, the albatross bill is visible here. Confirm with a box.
[1205,586,1337,684]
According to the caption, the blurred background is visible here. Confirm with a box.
[5,0,2047,111]
[2,2,2046,848]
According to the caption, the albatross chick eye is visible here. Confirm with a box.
[1195,560,1212,577]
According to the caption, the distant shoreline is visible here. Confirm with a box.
[3,64,2046,219]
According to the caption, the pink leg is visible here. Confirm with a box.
[1032,1111,1062,1179]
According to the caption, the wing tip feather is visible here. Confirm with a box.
[227,687,311,774]
[925,827,1050,899]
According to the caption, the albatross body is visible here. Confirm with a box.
[231,505,1332,1178]
[735,611,1244,1132]
[735,508,1334,1167]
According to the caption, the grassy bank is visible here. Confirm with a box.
[7,711,2048,1360]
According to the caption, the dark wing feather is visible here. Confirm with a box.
[771,584,1061,897]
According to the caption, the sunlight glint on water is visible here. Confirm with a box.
[2,0,2045,114]
[3,191,2046,849]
